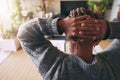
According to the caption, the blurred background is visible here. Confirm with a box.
[0,0,119,80]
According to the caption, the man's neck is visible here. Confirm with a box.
[76,45,93,63]
[70,42,93,63]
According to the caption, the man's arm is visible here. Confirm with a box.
[108,22,120,39]
[17,18,68,77]
[103,21,120,51]
[17,16,102,77]
[68,7,120,40]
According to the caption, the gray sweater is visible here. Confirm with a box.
[17,18,120,80]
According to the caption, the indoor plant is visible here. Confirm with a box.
[87,0,113,18]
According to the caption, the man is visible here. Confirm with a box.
[17,7,120,80]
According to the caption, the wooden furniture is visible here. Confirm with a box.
[99,40,112,50]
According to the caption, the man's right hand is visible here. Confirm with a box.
[68,7,107,46]
[57,16,102,45]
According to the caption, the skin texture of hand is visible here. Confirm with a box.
[69,7,107,45]
[57,16,107,63]
[76,18,107,63]
[90,19,108,45]
[77,18,108,46]
[57,7,108,63]
[57,16,98,44]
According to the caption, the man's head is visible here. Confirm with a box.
[68,7,104,46]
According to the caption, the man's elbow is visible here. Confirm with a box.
[17,23,29,41]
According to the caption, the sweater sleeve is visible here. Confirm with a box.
[17,18,68,77]
[103,22,120,52]
[108,21,120,39]
[98,22,120,77]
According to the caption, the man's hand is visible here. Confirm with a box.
[68,7,106,45]
[76,18,108,45]
[57,7,108,48]
[57,16,104,45]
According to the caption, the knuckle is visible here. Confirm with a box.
[72,18,76,22]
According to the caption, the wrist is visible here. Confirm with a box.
[57,18,64,35]
[51,18,63,35]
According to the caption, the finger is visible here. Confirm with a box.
[69,17,88,27]
[79,31,100,36]
[74,9,78,17]
[77,31,102,41]
[74,15,90,22]
[92,34,103,41]
[82,8,87,15]
[72,9,76,17]
[70,28,101,39]
[76,23,101,32]
[80,7,87,15]
[76,7,85,16]
[69,10,74,17]
[86,18,103,25]
[66,31,75,38]
[69,9,79,17]
[81,22,101,30]
[67,33,95,42]
[76,8,81,16]
[76,7,86,17]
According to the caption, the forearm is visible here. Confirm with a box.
[17,18,67,76]
[17,18,63,47]
[17,18,58,53]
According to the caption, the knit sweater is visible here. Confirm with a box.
[17,18,120,80]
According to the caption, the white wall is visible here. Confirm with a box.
[110,0,120,21]
[46,0,60,14]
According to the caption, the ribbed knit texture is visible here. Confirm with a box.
[17,18,120,80]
